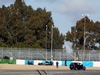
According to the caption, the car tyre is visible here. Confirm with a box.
[82,67,86,70]
[70,68,73,70]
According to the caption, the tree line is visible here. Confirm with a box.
[0,0,65,49]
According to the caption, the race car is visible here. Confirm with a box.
[38,60,53,65]
[69,62,86,70]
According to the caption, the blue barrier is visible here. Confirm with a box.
[25,60,34,65]
[62,60,65,66]
[61,61,93,67]
[66,61,72,66]
[82,61,93,67]
[62,60,67,66]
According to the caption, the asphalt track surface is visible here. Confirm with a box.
[0,64,100,75]
[0,70,100,75]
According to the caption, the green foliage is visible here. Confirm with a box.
[32,43,43,49]
[0,42,7,47]
[13,42,26,48]
[0,0,64,49]
[66,16,100,50]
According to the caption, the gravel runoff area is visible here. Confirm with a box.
[0,64,100,70]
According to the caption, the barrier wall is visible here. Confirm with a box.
[64,61,93,67]
[82,61,93,67]
[0,58,100,67]
[25,60,34,65]
[93,62,100,67]
[0,58,16,64]
[16,59,25,65]
[34,60,41,65]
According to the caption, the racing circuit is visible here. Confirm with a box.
[0,64,100,75]
[0,69,100,75]
[0,48,100,75]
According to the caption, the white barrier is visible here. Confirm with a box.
[16,59,25,65]
[93,62,100,67]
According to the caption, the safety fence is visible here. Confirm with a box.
[0,47,73,61]
[0,47,100,61]
[73,50,100,61]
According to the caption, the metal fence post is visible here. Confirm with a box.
[83,50,84,61]
[99,51,100,61]
[19,49,21,59]
[60,52,61,61]
[2,48,3,58]
[37,49,38,60]
[89,52,90,61]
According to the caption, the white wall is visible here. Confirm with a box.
[93,62,100,67]
[16,59,25,65]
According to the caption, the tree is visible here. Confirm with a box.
[0,0,64,49]
[66,16,100,50]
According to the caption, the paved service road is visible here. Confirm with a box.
[0,70,100,75]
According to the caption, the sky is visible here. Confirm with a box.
[0,0,100,35]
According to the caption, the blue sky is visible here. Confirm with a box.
[0,0,100,35]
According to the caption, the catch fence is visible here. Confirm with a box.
[0,47,73,61]
[0,47,100,61]
[73,50,100,61]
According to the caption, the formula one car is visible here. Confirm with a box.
[38,61,53,65]
[69,62,86,70]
